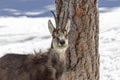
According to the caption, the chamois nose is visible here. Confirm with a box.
[60,40,65,45]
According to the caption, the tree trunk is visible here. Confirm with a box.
[55,0,99,80]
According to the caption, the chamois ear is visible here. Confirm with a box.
[65,19,71,34]
[48,20,55,35]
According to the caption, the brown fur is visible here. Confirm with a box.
[0,19,70,80]
[0,49,66,80]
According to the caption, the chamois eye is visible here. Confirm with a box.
[53,32,58,38]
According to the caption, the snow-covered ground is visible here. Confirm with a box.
[100,8,120,80]
[0,8,120,80]
[0,17,55,55]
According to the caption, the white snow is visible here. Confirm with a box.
[99,7,120,80]
[0,17,55,56]
[0,8,120,80]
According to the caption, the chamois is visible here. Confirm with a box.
[0,19,71,80]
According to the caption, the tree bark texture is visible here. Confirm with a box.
[55,0,99,80]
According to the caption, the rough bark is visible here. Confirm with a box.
[55,0,99,80]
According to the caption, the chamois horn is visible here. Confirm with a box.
[51,11,58,27]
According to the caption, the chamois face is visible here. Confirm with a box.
[48,20,71,51]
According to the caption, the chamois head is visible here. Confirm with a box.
[48,19,71,52]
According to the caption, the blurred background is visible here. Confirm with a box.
[0,0,120,80]
[0,0,120,17]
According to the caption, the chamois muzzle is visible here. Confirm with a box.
[59,40,65,45]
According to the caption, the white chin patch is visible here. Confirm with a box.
[56,48,66,54]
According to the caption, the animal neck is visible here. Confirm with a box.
[49,47,67,64]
